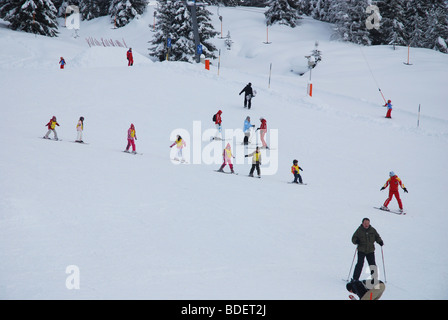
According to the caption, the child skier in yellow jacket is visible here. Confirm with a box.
[291,159,303,184]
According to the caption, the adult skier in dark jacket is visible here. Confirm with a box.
[351,218,384,281]
[239,82,254,109]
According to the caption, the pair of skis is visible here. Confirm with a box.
[373,206,406,215]
[214,170,261,178]
[41,137,90,145]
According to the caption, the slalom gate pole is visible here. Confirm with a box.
[268,63,272,88]
[346,248,357,282]
[381,247,387,283]
[417,104,421,127]
[217,49,221,76]
[407,45,410,64]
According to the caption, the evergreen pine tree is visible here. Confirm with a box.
[404,0,427,48]
[109,0,148,28]
[334,0,372,45]
[149,1,217,63]
[196,4,218,59]
[421,0,448,53]
[79,0,103,21]
[0,0,59,37]
[265,0,302,27]
[372,0,407,46]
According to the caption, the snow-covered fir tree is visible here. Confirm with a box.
[333,0,372,45]
[371,0,407,46]
[109,0,148,28]
[298,0,448,53]
[79,0,103,21]
[404,0,448,53]
[149,1,217,63]
[426,1,448,53]
[300,0,334,22]
[196,4,219,58]
[53,0,109,20]
[264,0,302,27]
[0,0,59,37]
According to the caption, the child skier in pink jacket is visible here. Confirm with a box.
[124,124,137,154]
[217,143,235,173]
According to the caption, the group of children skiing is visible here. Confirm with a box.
[42,83,407,211]
[43,116,84,143]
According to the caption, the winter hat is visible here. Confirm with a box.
[226,143,231,149]
[293,159,298,164]
[389,171,395,177]
[388,100,391,103]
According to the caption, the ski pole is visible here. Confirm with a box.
[381,247,387,283]
[346,248,357,282]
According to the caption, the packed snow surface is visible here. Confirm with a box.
[0,6,447,299]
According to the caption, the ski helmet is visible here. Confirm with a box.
[293,159,298,164]
[389,171,395,177]
[388,100,391,103]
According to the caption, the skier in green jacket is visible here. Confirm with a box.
[351,218,384,281]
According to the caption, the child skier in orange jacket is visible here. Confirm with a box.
[291,159,303,184]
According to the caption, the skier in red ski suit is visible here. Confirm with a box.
[127,48,133,66]
[380,171,408,212]
[385,100,392,118]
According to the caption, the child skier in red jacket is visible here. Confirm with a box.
[43,116,60,140]
[380,171,408,212]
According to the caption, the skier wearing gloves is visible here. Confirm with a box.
[291,159,303,184]
[384,99,392,118]
[380,171,408,213]
[43,116,60,140]
[124,123,137,154]
[217,143,235,173]
[239,82,254,109]
[245,146,261,177]
[351,218,384,281]
[346,279,386,300]
[243,116,255,145]
[170,135,186,162]
[75,116,84,143]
